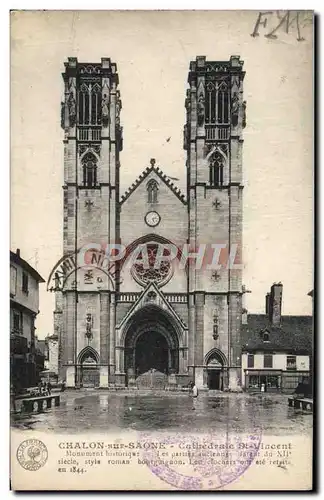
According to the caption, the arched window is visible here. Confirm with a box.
[79,83,90,125]
[91,83,101,125]
[205,81,229,125]
[217,81,229,124]
[263,332,270,342]
[259,329,270,343]
[209,151,224,187]
[82,152,97,188]
[78,82,102,126]
[206,81,216,124]
[147,180,159,203]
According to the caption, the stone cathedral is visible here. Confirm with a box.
[54,55,246,390]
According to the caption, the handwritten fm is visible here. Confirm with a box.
[251,11,312,42]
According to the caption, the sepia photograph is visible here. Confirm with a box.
[10,10,314,491]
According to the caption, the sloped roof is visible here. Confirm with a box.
[10,251,45,283]
[242,314,313,354]
[120,164,186,205]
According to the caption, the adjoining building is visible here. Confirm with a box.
[241,283,312,393]
[10,249,45,391]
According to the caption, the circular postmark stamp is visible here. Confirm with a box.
[139,427,262,490]
[16,439,48,471]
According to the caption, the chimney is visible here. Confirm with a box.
[16,248,20,257]
[269,283,283,326]
[265,293,270,316]
[241,285,251,325]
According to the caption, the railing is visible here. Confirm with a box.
[117,293,140,303]
[116,293,188,304]
[165,294,188,304]
[205,125,229,141]
[78,127,101,141]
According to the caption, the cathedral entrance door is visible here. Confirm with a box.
[80,351,100,388]
[206,356,224,391]
[207,370,221,390]
[123,305,180,387]
[135,331,169,376]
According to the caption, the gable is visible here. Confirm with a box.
[116,282,187,331]
[120,169,188,249]
[120,164,186,205]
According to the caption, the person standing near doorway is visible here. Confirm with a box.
[192,384,198,398]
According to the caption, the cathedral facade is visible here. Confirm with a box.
[54,55,246,390]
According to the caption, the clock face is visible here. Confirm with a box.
[145,211,161,227]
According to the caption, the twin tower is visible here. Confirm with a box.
[54,55,246,390]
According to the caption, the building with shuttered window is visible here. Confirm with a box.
[241,284,312,393]
[10,249,45,390]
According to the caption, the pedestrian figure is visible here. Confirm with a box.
[47,382,52,395]
[261,383,265,394]
[61,380,66,392]
[192,384,198,398]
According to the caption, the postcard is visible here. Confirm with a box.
[10,10,314,491]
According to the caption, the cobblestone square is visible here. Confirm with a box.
[12,390,313,436]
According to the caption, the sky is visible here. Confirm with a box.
[10,10,313,338]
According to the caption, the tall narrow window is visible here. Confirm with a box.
[82,153,98,188]
[209,151,224,187]
[91,83,101,125]
[12,310,22,333]
[217,82,229,124]
[247,354,254,368]
[264,354,273,368]
[205,82,216,124]
[78,82,102,126]
[79,83,89,125]
[22,272,29,294]
[147,180,158,203]
[10,265,17,296]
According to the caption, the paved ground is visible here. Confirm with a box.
[11,390,313,436]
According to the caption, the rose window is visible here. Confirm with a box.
[131,244,173,287]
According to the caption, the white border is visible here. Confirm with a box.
[4,3,319,499]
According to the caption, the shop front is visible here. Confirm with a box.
[244,369,282,393]
[244,369,311,394]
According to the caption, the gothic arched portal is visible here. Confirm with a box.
[205,348,228,391]
[123,306,180,385]
[78,346,100,388]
